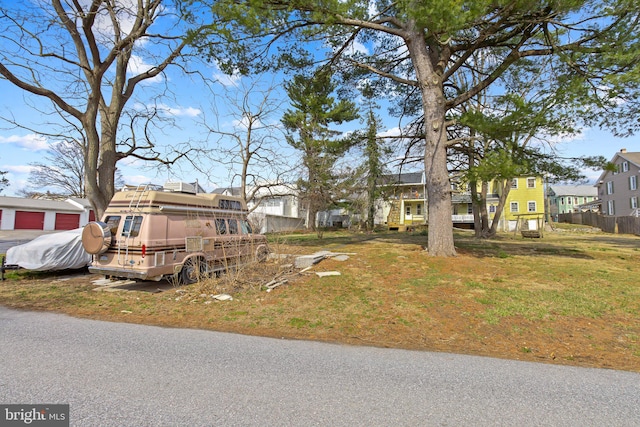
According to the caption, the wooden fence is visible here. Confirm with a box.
[557,212,640,235]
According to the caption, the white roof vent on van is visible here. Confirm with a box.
[164,181,197,194]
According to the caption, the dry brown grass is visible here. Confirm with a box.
[1,225,639,372]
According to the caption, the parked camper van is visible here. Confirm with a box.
[81,185,269,284]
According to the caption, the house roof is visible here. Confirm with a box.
[0,196,87,212]
[620,151,640,165]
[548,185,597,197]
[596,149,640,183]
[211,187,242,196]
[381,172,423,185]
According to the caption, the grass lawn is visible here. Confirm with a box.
[1,223,639,372]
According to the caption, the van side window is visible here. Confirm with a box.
[241,220,252,234]
[215,218,227,235]
[105,215,121,235]
[228,219,238,234]
[122,215,143,237]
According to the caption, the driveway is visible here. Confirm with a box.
[1,306,639,426]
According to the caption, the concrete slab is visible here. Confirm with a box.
[294,251,332,269]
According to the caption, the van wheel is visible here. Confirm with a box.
[180,258,206,285]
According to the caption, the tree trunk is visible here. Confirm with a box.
[407,28,456,256]
[471,181,482,238]
[472,181,492,238]
[489,181,512,236]
[479,181,490,237]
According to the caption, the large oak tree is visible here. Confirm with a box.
[0,0,204,218]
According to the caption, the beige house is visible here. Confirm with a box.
[596,148,640,216]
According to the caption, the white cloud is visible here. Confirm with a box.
[155,103,202,117]
[368,0,379,18]
[92,0,148,45]
[4,178,29,197]
[212,63,241,87]
[128,55,163,83]
[0,134,49,151]
[377,127,402,138]
[347,39,370,56]
[121,174,154,186]
[232,116,263,129]
[2,164,34,174]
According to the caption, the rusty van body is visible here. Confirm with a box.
[81,185,269,284]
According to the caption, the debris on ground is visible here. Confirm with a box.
[315,271,341,277]
[293,251,354,268]
[211,293,233,301]
[86,250,354,297]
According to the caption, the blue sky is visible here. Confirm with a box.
[1,70,635,198]
[0,2,638,197]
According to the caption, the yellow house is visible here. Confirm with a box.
[485,176,546,232]
[383,173,545,233]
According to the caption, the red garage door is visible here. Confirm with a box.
[14,211,45,230]
[55,213,80,230]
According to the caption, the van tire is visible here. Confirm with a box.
[180,257,206,285]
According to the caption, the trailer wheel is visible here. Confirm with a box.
[180,257,206,285]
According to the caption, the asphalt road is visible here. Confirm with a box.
[1,307,639,427]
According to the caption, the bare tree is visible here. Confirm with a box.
[24,138,126,198]
[27,140,86,198]
[0,169,8,194]
[197,78,296,211]
[0,0,206,217]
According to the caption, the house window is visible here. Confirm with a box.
[467,204,473,214]
[528,201,536,212]
[560,197,564,204]
[510,202,519,213]
[511,178,518,189]
[574,197,579,205]
[630,175,637,191]
[607,181,614,194]
[622,161,629,172]
[608,200,615,215]
[489,205,496,213]
[631,197,638,209]
[406,206,411,216]
[527,177,536,188]
[416,204,422,215]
